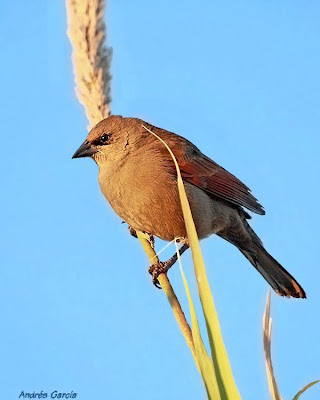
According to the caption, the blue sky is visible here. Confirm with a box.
[1,0,319,399]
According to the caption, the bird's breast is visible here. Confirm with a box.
[97,153,187,240]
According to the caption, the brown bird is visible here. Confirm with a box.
[72,115,306,298]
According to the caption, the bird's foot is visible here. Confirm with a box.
[128,226,138,238]
[148,261,171,289]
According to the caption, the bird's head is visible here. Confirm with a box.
[72,115,143,166]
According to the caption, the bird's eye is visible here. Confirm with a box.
[100,133,110,144]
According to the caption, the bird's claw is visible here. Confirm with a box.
[148,261,168,289]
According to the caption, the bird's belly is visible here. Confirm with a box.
[98,167,226,241]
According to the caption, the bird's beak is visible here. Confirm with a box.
[72,140,97,159]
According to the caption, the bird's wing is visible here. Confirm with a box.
[179,152,265,215]
[155,131,265,215]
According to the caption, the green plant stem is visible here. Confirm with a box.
[136,231,198,368]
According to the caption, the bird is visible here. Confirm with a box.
[72,115,306,298]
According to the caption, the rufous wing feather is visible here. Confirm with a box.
[179,154,265,215]
[149,125,265,215]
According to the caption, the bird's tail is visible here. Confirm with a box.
[219,218,306,299]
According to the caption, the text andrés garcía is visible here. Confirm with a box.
[19,391,77,398]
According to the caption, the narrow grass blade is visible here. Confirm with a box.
[176,242,221,399]
[292,380,319,400]
[143,125,240,400]
[263,291,281,400]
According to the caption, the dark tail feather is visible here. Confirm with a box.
[219,218,306,299]
[239,244,306,298]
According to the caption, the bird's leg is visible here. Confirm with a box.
[149,243,190,289]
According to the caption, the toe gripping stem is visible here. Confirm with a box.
[148,243,189,289]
